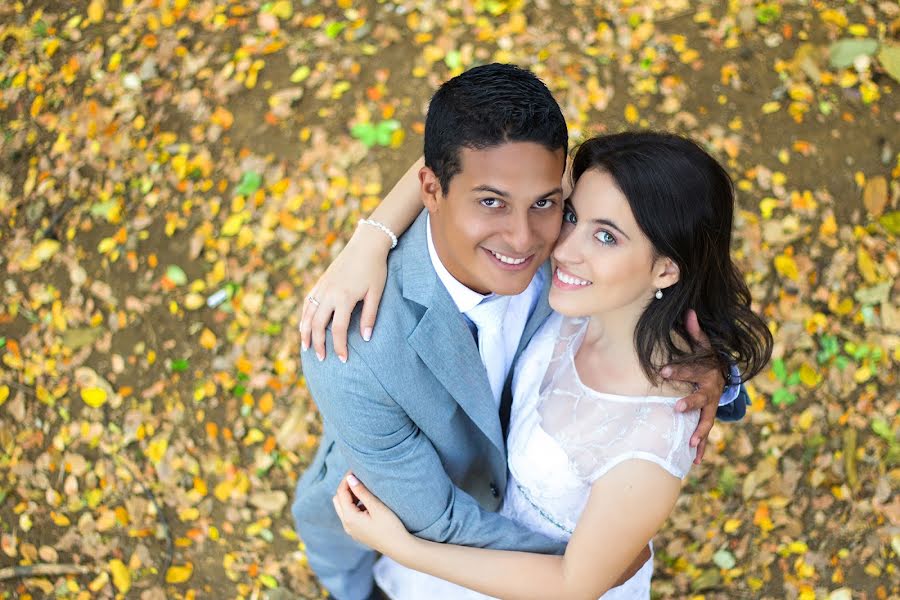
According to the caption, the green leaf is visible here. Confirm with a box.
[879,211,900,235]
[786,372,801,386]
[235,171,262,196]
[375,120,400,146]
[871,419,894,442]
[351,123,378,147]
[829,38,879,69]
[170,359,189,372]
[0,337,5,349]
[772,388,796,406]
[90,200,118,220]
[445,50,462,70]
[325,22,347,38]
[713,549,737,570]
[755,3,781,25]
[32,20,48,37]
[877,43,900,83]
[259,574,278,589]
[165,265,188,286]
[772,358,787,382]
[717,466,738,495]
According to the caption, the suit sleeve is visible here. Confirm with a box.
[301,347,566,555]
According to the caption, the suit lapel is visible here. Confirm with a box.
[516,262,554,362]
[399,212,505,455]
[500,262,553,439]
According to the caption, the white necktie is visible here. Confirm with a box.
[465,295,512,407]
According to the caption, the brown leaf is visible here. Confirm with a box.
[863,175,888,216]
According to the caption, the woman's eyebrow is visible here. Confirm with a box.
[590,218,630,240]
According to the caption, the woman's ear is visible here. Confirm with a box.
[419,167,442,213]
[653,256,680,290]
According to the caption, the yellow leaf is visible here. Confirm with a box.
[0,385,8,407]
[820,9,848,28]
[165,563,193,583]
[178,507,200,521]
[44,38,60,58]
[145,436,168,464]
[798,364,819,388]
[624,103,639,124]
[289,65,311,83]
[87,0,104,23]
[89,571,109,593]
[787,541,809,554]
[797,408,815,431]
[774,254,799,281]
[723,518,742,534]
[271,0,293,19]
[81,387,108,408]
[244,428,265,446]
[199,328,217,350]
[50,511,69,526]
[214,478,234,502]
[762,101,781,114]
[221,213,245,237]
[759,197,778,219]
[22,239,60,272]
[847,24,868,37]
[184,293,205,310]
[856,248,879,284]
[853,365,872,383]
[108,559,131,593]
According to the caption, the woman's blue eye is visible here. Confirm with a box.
[563,209,577,224]
[595,230,616,245]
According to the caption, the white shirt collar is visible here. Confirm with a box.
[426,215,491,313]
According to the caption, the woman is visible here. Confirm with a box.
[317,132,772,599]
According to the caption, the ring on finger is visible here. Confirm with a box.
[307,295,320,307]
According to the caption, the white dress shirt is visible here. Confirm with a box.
[426,216,543,406]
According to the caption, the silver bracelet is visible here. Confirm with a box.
[359,218,398,249]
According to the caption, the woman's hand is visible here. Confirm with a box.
[300,225,391,363]
[333,473,413,556]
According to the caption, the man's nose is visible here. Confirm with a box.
[505,214,533,254]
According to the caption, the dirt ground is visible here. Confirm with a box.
[0,1,898,599]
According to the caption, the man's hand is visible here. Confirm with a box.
[662,309,726,464]
[610,544,651,588]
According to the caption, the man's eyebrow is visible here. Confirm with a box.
[471,185,510,197]
[471,185,563,200]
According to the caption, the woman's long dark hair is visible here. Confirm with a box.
[571,131,772,383]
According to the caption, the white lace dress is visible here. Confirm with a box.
[374,313,699,599]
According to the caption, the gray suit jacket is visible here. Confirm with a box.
[295,211,564,554]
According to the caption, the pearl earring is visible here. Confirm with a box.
[655,289,663,299]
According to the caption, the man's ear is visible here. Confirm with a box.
[653,256,680,290]
[419,166,443,213]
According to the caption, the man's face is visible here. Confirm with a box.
[423,142,566,296]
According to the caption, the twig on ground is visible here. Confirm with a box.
[0,563,96,581]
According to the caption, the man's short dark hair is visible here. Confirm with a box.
[423,63,568,193]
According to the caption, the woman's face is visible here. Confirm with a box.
[548,169,679,319]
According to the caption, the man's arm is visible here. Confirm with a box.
[301,347,566,554]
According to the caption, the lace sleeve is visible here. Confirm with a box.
[539,389,699,484]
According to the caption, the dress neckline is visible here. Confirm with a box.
[565,317,683,403]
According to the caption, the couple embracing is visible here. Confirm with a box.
[292,63,772,600]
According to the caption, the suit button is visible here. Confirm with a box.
[490,483,499,498]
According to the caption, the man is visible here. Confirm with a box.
[292,64,745,600]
